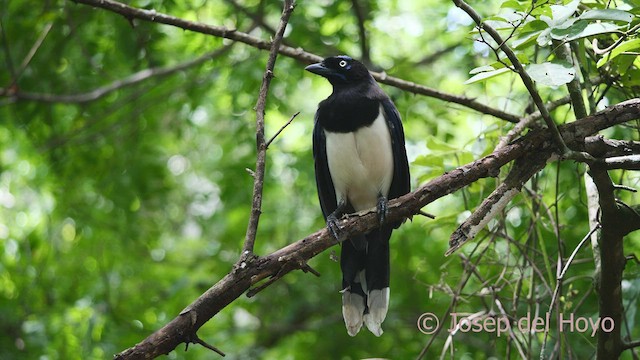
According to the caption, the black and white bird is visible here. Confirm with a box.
[305,55,410,336]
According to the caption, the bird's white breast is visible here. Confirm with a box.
[324,107,394,211]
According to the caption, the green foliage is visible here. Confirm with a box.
[1,0,640,359]
[469,0,639,91]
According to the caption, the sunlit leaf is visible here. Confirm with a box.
[469,65,497,75]
[526,61,575,86]
[465,67,511,84]
[513,30,543,49]
[540,0,581,27]
[500,1,526,11]
[551,21,622,41]
[579,9,634,23]
[596,38,640,68]
[537,27,552,46]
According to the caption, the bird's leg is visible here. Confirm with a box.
[327,201,348,242]
[376,194,388,226]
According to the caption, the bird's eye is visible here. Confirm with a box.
[339,60,348,68]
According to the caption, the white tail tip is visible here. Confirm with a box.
[342,291,365,336]
[364,288,389,336]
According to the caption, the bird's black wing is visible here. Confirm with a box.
[381,98,411,226]
[312,114,337,220]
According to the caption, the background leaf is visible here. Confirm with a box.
[526,61,576,86]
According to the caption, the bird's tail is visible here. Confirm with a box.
[341,227,391,336]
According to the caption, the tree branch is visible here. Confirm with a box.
[2,45,233,104]
[447,147,553,255]
[588,163,625,360]
[113,98,640,359]
[581,136,640,158]
[623,339,640,351]
[553,40,587,120]
[452,0,572,155]
[265,111,300,149]
[68,0,523,123]
[242,0,295,256]
[350,0,371,66]
[603,155,640,170]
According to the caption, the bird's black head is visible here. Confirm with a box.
[305,55,372,86]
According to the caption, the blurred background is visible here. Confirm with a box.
[1,0,639,359]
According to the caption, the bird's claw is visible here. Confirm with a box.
[327,215,342,243]
[377,196,388,226]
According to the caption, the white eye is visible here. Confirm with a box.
[339,60,348,67]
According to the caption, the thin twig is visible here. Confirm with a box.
[623,340,640,350]
[300,262,321,277]
[350,0,371,66]
[0,15,17,85]
[242,0,295,255]
[16,22,54,81]
[417,210,436,219]
[540,224,601,359]
[265,111,300,149]
[189,334,226,357]
[592,22,640,55]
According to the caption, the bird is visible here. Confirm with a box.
[305,55,410,336]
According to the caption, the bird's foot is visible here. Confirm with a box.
[376,195,388,226]
[327,214,342,243]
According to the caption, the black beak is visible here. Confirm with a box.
[305,62,334,77]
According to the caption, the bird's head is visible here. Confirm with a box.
[305,55,372,86]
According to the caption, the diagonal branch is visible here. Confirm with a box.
[2,45,233,104]
[14,22,54,86]
[242,0,295,255]
[452,0,570,154]
[447,147,553,255]
[113,99,640,359]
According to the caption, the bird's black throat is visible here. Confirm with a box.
[316,86,384,133]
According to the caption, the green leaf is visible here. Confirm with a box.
[537,27,552,46]
[526,61,576,87]
[540,0,581,27]
[596,38,640,68]
[513,30,543,49]
[413,154,444,168]
[622,69,640,86]
[465,67,511,84]
[425,135,461,152]
[500,1,522,10]
[520,19,549,33]
[469,65,497,75]
[579,9,634,23]
[551,21,621,41]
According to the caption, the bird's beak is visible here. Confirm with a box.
[305,62,333,77]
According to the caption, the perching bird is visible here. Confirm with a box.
[305,55,410,336]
